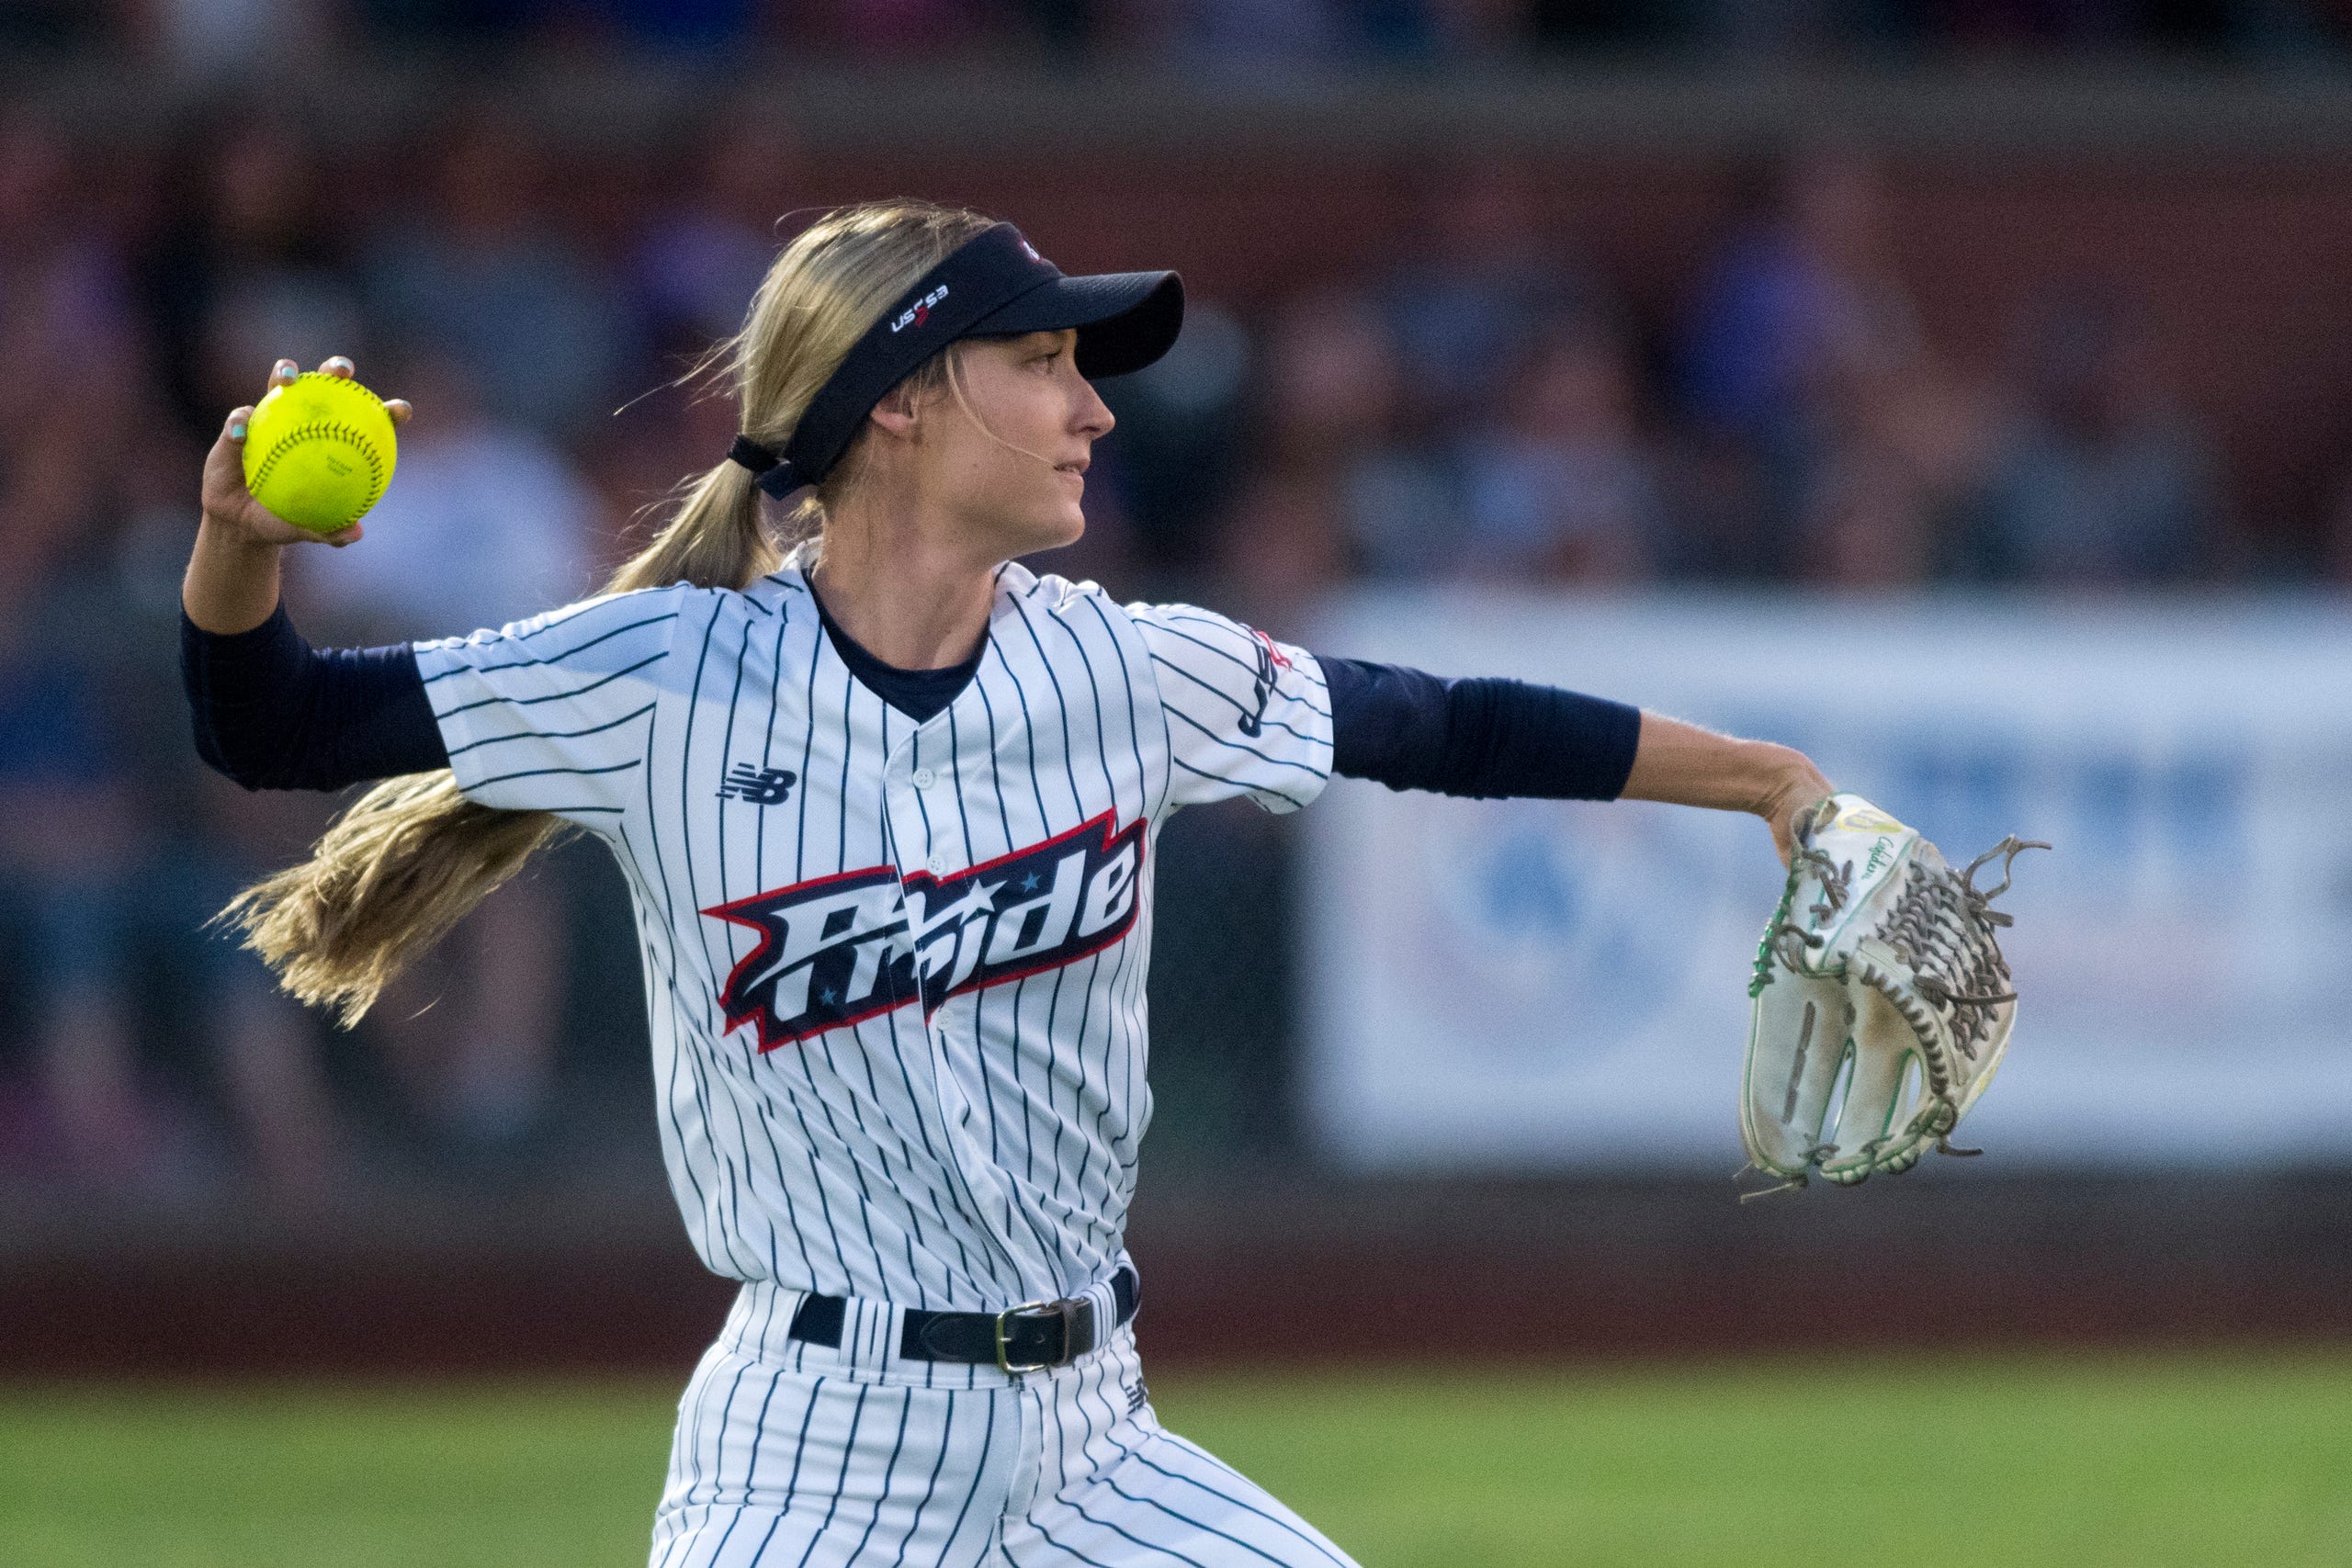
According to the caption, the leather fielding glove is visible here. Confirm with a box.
[1742,793,2046,1192]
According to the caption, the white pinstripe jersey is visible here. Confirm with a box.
[414,555,1332,1311]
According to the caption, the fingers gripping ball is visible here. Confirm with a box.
[241,372,399,532]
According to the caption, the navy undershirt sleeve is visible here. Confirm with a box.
[1318,654,1643,802]
[181,604,449,790]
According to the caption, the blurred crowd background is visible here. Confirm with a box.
[17,0,2352,64]
[4,4,2351,1258]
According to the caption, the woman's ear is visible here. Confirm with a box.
[866,344,960,445]
[866,383,921,441]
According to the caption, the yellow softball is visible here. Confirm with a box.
[241,371,399,533]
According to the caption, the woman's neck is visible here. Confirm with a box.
[807,511,1001,672]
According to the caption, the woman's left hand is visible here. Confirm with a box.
[1757,761,1836,868]
[1619,711,1832,868]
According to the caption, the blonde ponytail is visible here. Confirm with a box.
[226,198,997,1024]
[222,775,559,1027]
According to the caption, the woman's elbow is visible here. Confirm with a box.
[191,723,298,791]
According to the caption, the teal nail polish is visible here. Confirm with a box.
[229,423,246,440]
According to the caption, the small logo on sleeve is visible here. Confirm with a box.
[1238,628,1291,739]
[718,764,798,806]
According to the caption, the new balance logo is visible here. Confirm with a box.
[703,810,1146,1051]
[718,764,797,806]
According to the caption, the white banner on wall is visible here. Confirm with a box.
[1300,592,2352,1170]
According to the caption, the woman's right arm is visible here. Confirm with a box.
[182,357,446,790]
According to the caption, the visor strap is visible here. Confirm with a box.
[727,434,804,501]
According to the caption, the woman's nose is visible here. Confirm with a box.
[1077,383,1114,438]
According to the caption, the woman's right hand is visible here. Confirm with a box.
[200,355,414,548]
[186,356,414,634]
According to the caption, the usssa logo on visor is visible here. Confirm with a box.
[890,283,950,333]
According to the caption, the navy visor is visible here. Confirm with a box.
[729,223,1183,498]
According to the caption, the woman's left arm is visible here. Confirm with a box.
[1618,710,1832,867]
[1318,656,1830,865]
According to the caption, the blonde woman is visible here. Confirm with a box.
[183,201,1829,1565]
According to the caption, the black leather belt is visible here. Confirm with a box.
[786,1266,1139,1372]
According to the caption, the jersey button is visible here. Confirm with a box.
[911,767,936,789]
[927,852,952,876]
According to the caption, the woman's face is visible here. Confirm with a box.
[908,329,1114,560]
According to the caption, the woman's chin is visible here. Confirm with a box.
[977,489,1088,561]
[1023,510,1086,557]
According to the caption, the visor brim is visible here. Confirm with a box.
[967,270,1184,379]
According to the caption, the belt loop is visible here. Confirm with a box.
[1080,1277,1118,1352]
[845,1296,897,1376]
[720,1280,766,1359]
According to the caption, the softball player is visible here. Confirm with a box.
[182,200,1830,1565]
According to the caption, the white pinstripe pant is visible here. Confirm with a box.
[650,1281,1362,1568]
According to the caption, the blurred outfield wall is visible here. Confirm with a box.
[1303,592,2352,1171]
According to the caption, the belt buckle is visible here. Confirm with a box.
[993,1299,1066,1373]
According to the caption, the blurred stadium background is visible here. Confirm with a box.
[9,3,2352,1563]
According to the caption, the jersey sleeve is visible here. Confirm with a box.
[411,585,691,826]
[1126,602,1334,814]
